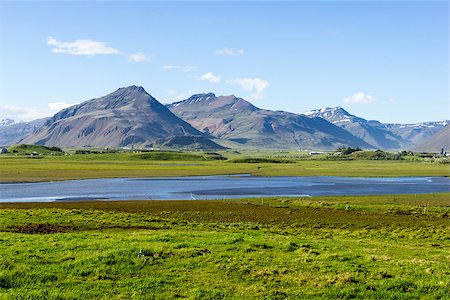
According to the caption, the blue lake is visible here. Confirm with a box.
[0,175,449,202]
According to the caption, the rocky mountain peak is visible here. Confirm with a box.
[19,86,223,148]
[303,106,354,124]
[0,118,15,128]
[114,85,147,94]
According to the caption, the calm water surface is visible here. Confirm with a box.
[0,175,449,202]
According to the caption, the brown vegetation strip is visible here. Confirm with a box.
[1,200,448,230]
[7,223,74,234]
[6,223,162,234]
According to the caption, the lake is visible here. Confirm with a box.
[1,175,449,202]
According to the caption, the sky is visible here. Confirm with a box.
[0,1,448,123]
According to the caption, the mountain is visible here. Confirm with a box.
[413,124,450,152]
[0,118,15,128]
[384,121,449,146]
[167,94,372,150]
[20,86,224,149]
[0,118,49,146]
[303,107,411,150]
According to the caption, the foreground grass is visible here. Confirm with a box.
[1,153,449,182]
[1,194,449,299]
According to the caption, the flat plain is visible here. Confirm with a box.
[0,152,449,299]
[1,151,449,182]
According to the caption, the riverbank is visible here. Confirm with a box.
[1,154,449,182]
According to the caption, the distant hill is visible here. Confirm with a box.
[167,94,372,150]
[0,118,15,128]
[303,107,410,150]
[0,118,49,146]
[20,86,224,149]
[413,124,450,152]
[7,144,63,155]
[384,121,449,146]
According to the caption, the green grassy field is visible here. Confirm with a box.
[1,193,449,299]
[1,152,449,298]
[1,152,449,182]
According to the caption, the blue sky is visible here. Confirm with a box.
[0,1,448,123]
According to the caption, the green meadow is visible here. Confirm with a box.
[1,151,449,182]
[0,151,449,299]
[1,193,450,299]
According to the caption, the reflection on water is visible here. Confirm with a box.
[0,175,449,202]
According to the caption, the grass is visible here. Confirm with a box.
[1,152,449,298]
[227,157,295,163]
[1,193,449,299]
[7,144,63,155]
[1,153,449,182]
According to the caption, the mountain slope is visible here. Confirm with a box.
[0,118,49,146]
[303,107,411,150]
[168,94,372,149]
[0,118,15,128]
[413,124,450,152]
[21,86,223,149]
[384,121,449,146]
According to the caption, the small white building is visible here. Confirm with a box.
[309,151,324,155]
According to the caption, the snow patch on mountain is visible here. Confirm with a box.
[0,118,15,128]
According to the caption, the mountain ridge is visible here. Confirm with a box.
[20,86,224,149]
[1,86,446,151]
[301,106,448,150]
[413,124,450,152]
[167,94,373,150]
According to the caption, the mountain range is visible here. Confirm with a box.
[18,86,224,149]
[167,94,371,149]
[0,118,49,146]
[303,107,448,150]
[413,124,450,152]
[0,86,448,151]
[0,118,15,128]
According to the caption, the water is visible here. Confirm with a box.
[0,175,449,202]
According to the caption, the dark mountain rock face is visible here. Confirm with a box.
[21,86,223,149]
[168,94,372,149]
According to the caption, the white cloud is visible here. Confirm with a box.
[46,37,152,63]
[162,65,196,72]
[128,52,151,62]
[0,104,35,121]
[165,89,187,101]
[48,101,74,111]
[46,36,121,56]
[0,100,76,122]
[388,97,396,103]
[215,48,244,56]
[343,92,376,104]
[163,88,201,103]
[226,78,269,94]
[199,72,221,83]
[0,104,48,122]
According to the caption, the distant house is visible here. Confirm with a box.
[309,151,324,155]
[0,147,7,154]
